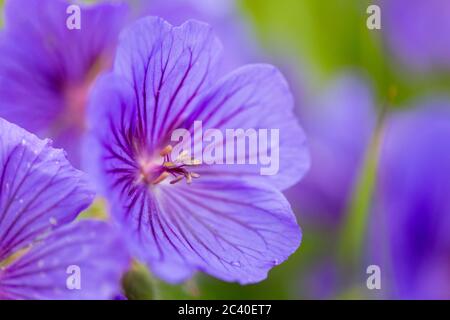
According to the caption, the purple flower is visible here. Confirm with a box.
[87,17,309,284]
[370,100,450,299]
[0,117,129,299]
[383,0,450,72]
[289,74,376,224]
[0,0,128,166]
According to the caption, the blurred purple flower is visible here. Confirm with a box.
[384,0,450,72]
[370,101,450,299]
[87,17,309,284]
[289,75,376,225]
[0,0,128,166]
[0,118,129,300]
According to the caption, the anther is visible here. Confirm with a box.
[159,145,173,157]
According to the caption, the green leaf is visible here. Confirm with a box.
[122,262,155,300]
[77,197,109,220]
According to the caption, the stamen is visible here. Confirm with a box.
[152,171,170,185]
[170,176,184,185]
[163,161,175,168]
[160,145,173,157]
[140,147,202,186]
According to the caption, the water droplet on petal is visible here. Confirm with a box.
[231,261,241,267]
[49,217,58,226]
[272,259,279,266]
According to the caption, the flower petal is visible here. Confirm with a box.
[384,0,450,72]
[137,0,258,73]
[182,64,310,190]
[0,220,130,300]
[290,74,376,223]
[113,16,222,151]
[109,178,301,284]
[0,118,94,262]
[370,101,450,299]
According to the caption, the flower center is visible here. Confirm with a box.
[64,81,90,130]
[138,145,201,186]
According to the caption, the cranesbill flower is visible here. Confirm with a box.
[87,17,309,284]
[289,74,376,225]
[0,117,129,299]
[370,101,450,299]
[0,0,128,166]
[383,0,450,72]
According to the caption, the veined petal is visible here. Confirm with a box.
[109,178,301,284]
[0,118,94,262]
[114,16,222,151]
[0,220,130,300]
[182,64,309,190]
[84,73,140,198]
[137,0,258,73]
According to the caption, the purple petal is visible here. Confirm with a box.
[0,0,128,166]
[137,0,258,73]
[183,64,309,190]
[371,100,450,299]
[113,17,222,152]
[109,177,301,284]
[383,0,450,72]
[290,74,376,223]
[0,220,130,300]
[0,118,94,262]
